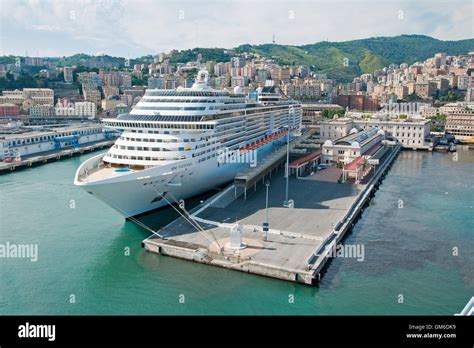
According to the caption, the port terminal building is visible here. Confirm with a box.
[0,123,118,160]
[320,116,431,150]
[322,127,386,183]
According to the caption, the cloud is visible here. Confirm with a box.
[31,25,62,32]
[0,0,472,57]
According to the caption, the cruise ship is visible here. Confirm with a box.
[74,70,302,217]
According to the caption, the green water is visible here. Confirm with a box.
[1,148,473,315]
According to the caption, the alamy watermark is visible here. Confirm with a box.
[325,243,365,262]
[18,322,55,341]
[379,102,427,116]
[0,242,38,262]
[217,148,257,167]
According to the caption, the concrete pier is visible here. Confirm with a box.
[0,139,115,174]
[143,144,402,285]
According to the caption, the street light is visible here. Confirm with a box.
[263,180,270,241]
[283,125,293,207]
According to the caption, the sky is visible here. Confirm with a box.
[0,0,472,57]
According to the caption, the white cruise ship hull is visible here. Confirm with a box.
[74,138,284,217]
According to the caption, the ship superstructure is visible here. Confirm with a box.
[74,70,302,217]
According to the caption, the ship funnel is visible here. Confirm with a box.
[192,69,210,90]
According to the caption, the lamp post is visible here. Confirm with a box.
[263,180,270,241]
[283,125,291,207]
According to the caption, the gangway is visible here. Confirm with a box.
[233,130,313,199]
[53,131,81,149]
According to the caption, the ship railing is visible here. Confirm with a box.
[76,153,106,182]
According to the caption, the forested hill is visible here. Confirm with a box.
[172,35,474,82]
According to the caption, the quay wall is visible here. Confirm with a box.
[0,139,115,175]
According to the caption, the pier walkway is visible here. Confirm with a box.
[143,144,402,284]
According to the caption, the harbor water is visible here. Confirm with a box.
[1,148,473,315]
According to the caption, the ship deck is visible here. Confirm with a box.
[82,167,134,183]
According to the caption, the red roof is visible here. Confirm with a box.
[289,151,321,168]
[345,156,365,171]
[363,143,382,156]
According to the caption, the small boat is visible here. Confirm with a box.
[3,155,13,163]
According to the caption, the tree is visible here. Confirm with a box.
[321,109,343,118]
[132,75,147,86]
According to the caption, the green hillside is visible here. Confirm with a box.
[2,35,472,83]
[169,48,234,64]
[174,35,474,82]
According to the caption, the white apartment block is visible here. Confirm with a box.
[0,90,24,105]
[55,101,96,117]
[282,83,321,99]
[83,87,101,104]
[55,105,75,116]
[457,75,471,90]
[29,104,55,117]
[466,87,474,102]
[231,76,248,87]
[420,106,439,118]
[63,66,74,83]
[445,107,474,140]
[439,102,467,114]
[74,101,96,117]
